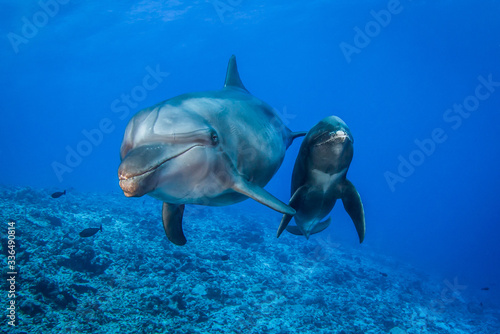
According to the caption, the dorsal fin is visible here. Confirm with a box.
[224,55,248,92]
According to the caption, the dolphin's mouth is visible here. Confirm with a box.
[118,144,200,197]
[119,145,199,180]
[316,130,351,146]
[119,170,156,197]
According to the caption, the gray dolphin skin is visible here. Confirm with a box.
[118,55,305,246]
[276,116,365,243]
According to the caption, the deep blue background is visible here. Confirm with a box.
[2,0,499,300]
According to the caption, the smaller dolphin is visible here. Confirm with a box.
[277,116,365,242]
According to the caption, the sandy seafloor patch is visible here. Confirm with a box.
[0,185,499,334]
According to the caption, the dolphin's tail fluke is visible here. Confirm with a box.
[310,217,331,236]
[286,217,331,238]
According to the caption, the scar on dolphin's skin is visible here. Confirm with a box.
[277,116,365,243]
[118,55,306,245]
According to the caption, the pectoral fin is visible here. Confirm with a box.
[341,179,365,243]
[277,214,293,238]
[231,177,295,216]
[217,150,294,216]
[276,186,307,238]
[162,203,186,246]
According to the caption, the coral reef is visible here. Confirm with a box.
[0,185,498,333]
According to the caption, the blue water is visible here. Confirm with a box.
[2,1,500,332]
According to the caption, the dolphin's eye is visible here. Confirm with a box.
[211,133,219,144]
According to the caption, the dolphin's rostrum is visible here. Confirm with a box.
[118,55,305,245]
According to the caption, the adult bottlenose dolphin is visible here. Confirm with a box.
[276,116,365,242]
[118,55,305,245]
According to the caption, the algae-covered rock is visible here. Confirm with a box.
[389,327,407,334]
[192,283,207,296]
